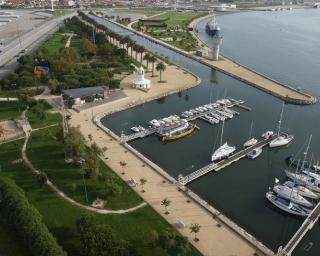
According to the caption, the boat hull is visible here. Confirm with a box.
[161,126,195,142]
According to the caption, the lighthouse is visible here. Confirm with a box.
[212,34,223,61]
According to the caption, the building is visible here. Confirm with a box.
[62,86,108,107]
[132,67,151,91]
[139,17,168,28]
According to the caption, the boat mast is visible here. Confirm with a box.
[220,118,225,146]
[248,120,253,139]
[277,102,285,135]
[302,134,313,170]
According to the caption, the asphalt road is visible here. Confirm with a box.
[0,12,75,79]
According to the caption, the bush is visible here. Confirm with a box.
[0,177,66,256]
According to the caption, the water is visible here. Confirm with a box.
[89,12,320,255]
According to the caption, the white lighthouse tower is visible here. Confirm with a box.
[132,66,151,91]
[212,35,223,61]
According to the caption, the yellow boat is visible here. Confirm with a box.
[161,124,195,142]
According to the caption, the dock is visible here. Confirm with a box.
[178,134,278,185]
[120,98,249,143]
[277,200,320,256]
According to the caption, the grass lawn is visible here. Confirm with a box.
[155,12,203,28]
[108,8,162,17]
[0,141,202,256]
[0,101,24,121]
[0,88,44,98]
[27,125,143,210]
[39,33,68,58]
[26,100,62,129]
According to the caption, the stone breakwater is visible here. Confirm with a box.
[100,13,317,105]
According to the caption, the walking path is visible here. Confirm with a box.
[19,111,147,215]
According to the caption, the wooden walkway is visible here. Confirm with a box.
[179,134,278,185]
[277,200,320,256]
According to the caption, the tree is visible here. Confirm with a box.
[156,62,166,82]
[119,161,127,175]
[36,172,47,185]
[143,53,151,72]
[81,37,97,57]
[138,46,146,63]
[161,198,171,215]
[48,79,63,93]
[189,223,201,242]
[140,178,147,193]
[76,214,132,256]
[149,55,157,77]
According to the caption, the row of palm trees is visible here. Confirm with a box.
[78,12,166,81]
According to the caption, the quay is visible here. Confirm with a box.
[179,134,278,185]
[277,200,320,256]
[95,13,317,105]
[120,98,248,143]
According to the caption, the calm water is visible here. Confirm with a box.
[90,11,320,255]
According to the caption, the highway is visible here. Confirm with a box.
[0,12,74,79]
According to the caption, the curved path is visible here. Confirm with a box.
[20,112,147,214]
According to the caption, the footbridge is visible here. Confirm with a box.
[277,201,320,256]
[178,134,278,185]
[120,127,158,143]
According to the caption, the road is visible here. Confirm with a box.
[0,13,74,79]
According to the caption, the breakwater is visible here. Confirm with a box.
[99,14,317,105]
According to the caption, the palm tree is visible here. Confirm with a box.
[132,44,140,60]
[119,161,127,175]
[128,41,135,58]
[189,223,201,242]
[161,198,171,215]
[156,62,166,82]
[149,55,157,77]
[143,53,151,72]
[123,36,131,52]
[139,46,146,63]
[119,36,126,49]
[140,178,147,192]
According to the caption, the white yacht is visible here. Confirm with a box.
[211,142,236,162]
[247,147,262,159]
[262,131,274,139]
[269,103,294,148]
[284,181,319,200]
[244,138,258,148]
[302,169,320,181]
[273,184,314,208]
[285,171,320,193]
[266,191,309,217]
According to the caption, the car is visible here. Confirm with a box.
[20,48,28,53]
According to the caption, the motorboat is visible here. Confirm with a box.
[211,142,236,162]
[273,184,314,208]
[247,147,262,159]
[269,132,294,148]
[130,126,140,133]
[284,181,319,200]
[261,131,274,139]
[266,191,309,217]
[243,138,258,148]
[285,170,320,193]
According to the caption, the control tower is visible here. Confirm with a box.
[212,34,223,61]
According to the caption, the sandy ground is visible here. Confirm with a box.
[0,120,23,140]
[68,64,259,256]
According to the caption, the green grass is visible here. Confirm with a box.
[27,126,142,210]
[26,100,60,129]
[0,141,202,256]
[108,8,162,17]
[0,101,23,121]
[155,12,202,28]
[0,88,44,98]
[39,33,68,58]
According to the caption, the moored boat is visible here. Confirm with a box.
[284,181,319,200]
[273,184,314,208]
[247,147,262,159]
[211,142,236,162]
[160,121,195,142]
[266,191,309,217]
[285,170,320,193]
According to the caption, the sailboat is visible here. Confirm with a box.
[273,179,313,208]
[269,103,294,148]
[243,121,258,147]
[266,191,310,217]
[284,181,319,200]
[211,114,236,162]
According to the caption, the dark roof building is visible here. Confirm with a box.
[62,86,108,100]
[139,17,168,27]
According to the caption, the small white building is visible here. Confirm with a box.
[132,66,151,91]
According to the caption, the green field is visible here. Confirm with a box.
[109,8,162,17]
[27,125,143,210]
[39,33,68,58]
[0,101,24,121]
[155,12,203,28]
[0,140,202,256]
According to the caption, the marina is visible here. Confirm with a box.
[89,9,320,256]
[120,98,247,143]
